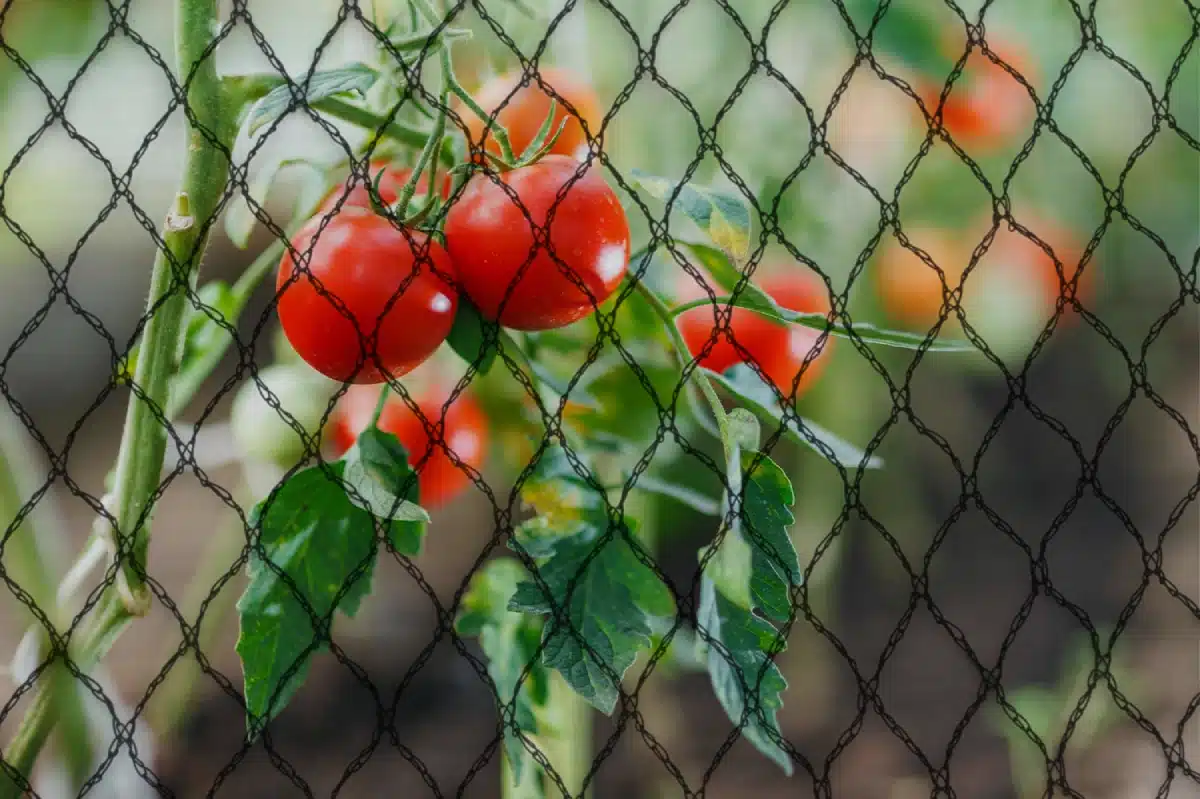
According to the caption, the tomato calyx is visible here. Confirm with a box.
[468,96,573,173]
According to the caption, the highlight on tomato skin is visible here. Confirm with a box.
[675,264,835,399]
[317,159,454,216]
[443,154,631,332]
[275,208,459,385]
[916,39,1037,154]
[329,382,490,509]
[458,66,603,161]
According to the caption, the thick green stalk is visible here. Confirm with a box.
[109,0,235,603]
[0,0,234,793]
[539,673,592,799]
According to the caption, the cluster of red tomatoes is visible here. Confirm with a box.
[273,68,633,508]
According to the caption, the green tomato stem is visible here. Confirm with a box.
[539,671,592,798]
[410,0,516,163]
[370,383,392,429]
[395,43,450,217]
[629,277,729,442]
[312,95,456,166]
[0,0,234,791]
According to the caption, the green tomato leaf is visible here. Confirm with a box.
[671,292,976,353]
[675,241,777,312]
[706,365,884,470]
[703,449,801,620]
[446,297,498,375]
[509,445,672,714]
[844,0,957,78]
[340,427,431,529]
[699,577,793,775]
[456,558,548,794]
[630,170,753,262]
[738,451,802,623]
[235,464,382,732]
[508,518,674,714]
[246,63,380,136]
[162,281,238,416]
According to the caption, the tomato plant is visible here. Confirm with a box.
[460,66,602,161]
[276,207,459,384]
[676,264,834,399]
[444,154,631,330]
[328,380,489,508]
[1,4,984,796]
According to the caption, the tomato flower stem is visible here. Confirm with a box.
[410,0,516,162]
[395,1,452,220]
[0,0,234,792]
[312,95,457,166]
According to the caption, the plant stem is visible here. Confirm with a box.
[540,672,591,799]
[410,0,516,162]
[629,277,729,440]
[312,96,456,165]
[0,0,234,792]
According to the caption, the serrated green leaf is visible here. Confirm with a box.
[707,365,883,470]
[341,427,431,527]
[518,444,607,537]
[630,170,753,261]
[246,63,380,136]
[845,0,957,77]
[446,297,498,374]
[457,559,548,794]
[699,577,793,774]
[508,519,673,714]
[235,464,381,731]
[703,449,800,620]
[738,451,802,623]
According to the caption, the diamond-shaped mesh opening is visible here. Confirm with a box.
[0,0,1196,795]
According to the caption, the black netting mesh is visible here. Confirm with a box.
[0,0,1197,797]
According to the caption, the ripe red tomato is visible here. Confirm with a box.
[443,154,630,331]
[330,382,489,509]
[676,266,834,398]
[917,41,1035,152]
[276,208,458,384]
[318,160,453,215]
[460,67,602,161]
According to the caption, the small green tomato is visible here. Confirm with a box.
[230,363,337,466]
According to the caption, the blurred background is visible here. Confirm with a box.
[0,0,1196,796]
